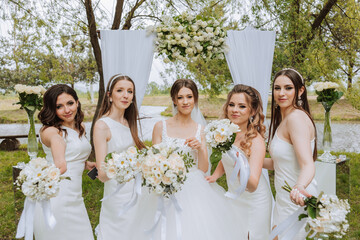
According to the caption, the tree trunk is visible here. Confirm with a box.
[84,0,104,149]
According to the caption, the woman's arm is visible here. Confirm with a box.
[246,135,266,192]
[185,127,208,173]
[205,161,225,183]
[152,121,163,145]
[263,157,274,170]
[93,120,111,182]
[287,112,315,205]
[41,127,67,174]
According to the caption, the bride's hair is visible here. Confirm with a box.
[170,79,199,106]
[97,74,145,149]
[222,84,266,157]
[38,84,85,138]
[268,68,317,161]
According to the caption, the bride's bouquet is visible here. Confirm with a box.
[15,157,69,240]
[204,119,240,164]
[15,157,69,201]
[140,142,194,198]
[271,181,350,239]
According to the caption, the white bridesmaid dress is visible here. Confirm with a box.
[131,120,245,240]
[96,117,139,240]
[270,131,318,240]
[34,126,94,240]
[221,146,272,240]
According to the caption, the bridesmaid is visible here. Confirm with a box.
[34,84,95,240]
[264,68,318,239]
[206,84,272,239]
[93,74,145,240]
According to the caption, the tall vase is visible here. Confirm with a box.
[25,107,38,159]
[318,102,335,162]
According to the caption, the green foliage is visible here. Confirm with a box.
[346,83,360,111]
[315,89,344,108]
[210,133,236,165]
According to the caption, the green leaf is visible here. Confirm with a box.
[210,149,222,165]
[307,205,317,219]
[299,213,308,221]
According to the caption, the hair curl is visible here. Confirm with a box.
[38,84,85,137]
[223,84,266,157]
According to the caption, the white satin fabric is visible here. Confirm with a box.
[131,120,245,240]
[96,117,140,240]
[34,127,94,240]
[100,30,155,106]
[270,131,318,240]
[222,148,272,239]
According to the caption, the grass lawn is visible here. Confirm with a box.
[0,94,359,123]
[0,145,359,239]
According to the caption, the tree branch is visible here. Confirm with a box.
[122,0,146,30]
[111,0,125,29]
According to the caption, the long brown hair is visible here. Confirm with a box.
[223,84,266,157]
[97,74,145,149]
[268,68,317,161]
[170,79,199,106]
[38,84,85,137]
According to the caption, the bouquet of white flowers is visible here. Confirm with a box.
[150,12,228,63]
[16,157,69,201]
[313,82,343,109]
[15,157,68,240]
[102,146,141,183]
[204,119,240,164]
[140,142,194,198]
[14,84,46,111]
[271,181,350,239]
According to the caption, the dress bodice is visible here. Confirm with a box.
[41,126,91,177]
[269,131,317,194]
[161,120,201,169]
[99,117,134,154]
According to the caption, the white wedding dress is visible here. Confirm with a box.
[270,131,318,240]
[34,126,94,240]
[221,147,272,240]
[96,117,139,240]
[131,120,244,240]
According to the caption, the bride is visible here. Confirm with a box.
[132,79,244,240]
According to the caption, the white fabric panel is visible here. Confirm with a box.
[315,161,336,195]
[225,28,276,114]
[100,30,155,106]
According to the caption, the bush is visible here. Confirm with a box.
[346,84,360,111]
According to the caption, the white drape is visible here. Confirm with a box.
[225,28,276,114]
[100,30,155,106]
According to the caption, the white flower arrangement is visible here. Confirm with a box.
[150,12,228,63]
[102,146,142,184]
[15,157,69,201]
[140,142,194,198]
[313,82,339,92]
[14,84,46,111]
[204,119,240,164]
[313,81,343,109]
[307,194,350,238]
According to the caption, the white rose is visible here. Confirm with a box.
[207,46,213,51]
[229,123,240,133]
[47,166,60,181]
[155,185,164,194]
[192,25,198,32]
[180,40,188,47]
[163,58,171,63]
[185,48,194,55]
[198,36,204,41]
[15,84,26,93]
[201,22,207,28]
[205,27,213,33]
[40,86,46,94]
[106,165,117,179]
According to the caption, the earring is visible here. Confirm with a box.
[297,96,303,106]
[275,103,279,108]
[249,116,254,123]
[109,99,113,103]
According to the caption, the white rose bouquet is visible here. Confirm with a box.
[15,157,68,240]
[140,142,194,198]
[313,82,343,110]
[150,12,228,63]
[15,157,69,201]
[204,119,240,164]
[278,181,350,238]
[14,84,46,112]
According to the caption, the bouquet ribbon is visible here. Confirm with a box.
[16,198,56,240]
[101,173,142,216]
[145,195,182,240]
[269,207,312,240]
[224,146,250,199]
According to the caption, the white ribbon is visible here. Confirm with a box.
[224,146,250,199]
[16,198,56,240]
[118,173,142,216]
[269,207,310,240]
[145,195,183,240]
[100,182,126,202]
